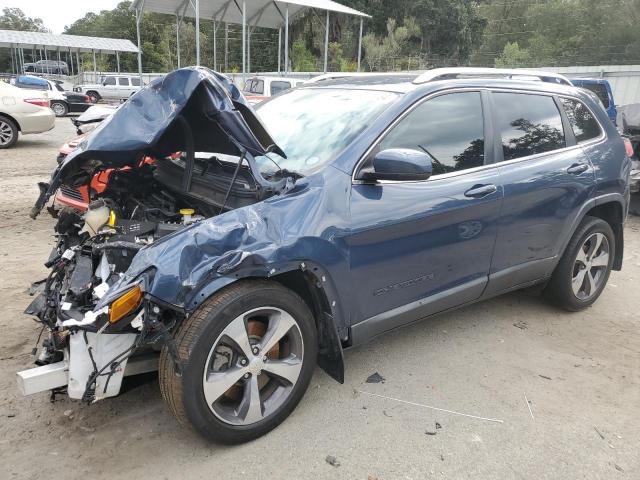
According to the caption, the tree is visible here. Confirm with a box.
[0,7,47,32]
[494,42,531,68]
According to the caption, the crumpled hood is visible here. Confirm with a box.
[30,67,283,218]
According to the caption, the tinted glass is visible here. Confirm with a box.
[118,77,128,86]
[104,77,116,85]
[270,81,291,95]
[379,92,485,175]
[256,88,398,175]
[579,83,609,108]
[494,93,565,161]
[131,78,141,86]
[560,98,601,143]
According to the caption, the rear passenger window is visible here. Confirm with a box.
[379,92,485,175]
[131,78,141,86]
[118,77,129,86]
[493,92,565,161]
[560,98,601,144]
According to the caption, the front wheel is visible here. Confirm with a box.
[545,216,615,311]
[159,280,317,443]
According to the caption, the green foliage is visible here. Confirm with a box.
[2,0,639,75]
[494,42,531,68]
[291,40,317,72]
[362,17,421,71]
[0,7,47,32]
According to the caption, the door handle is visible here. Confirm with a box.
[567,163,589,175]
[464,184,497,198]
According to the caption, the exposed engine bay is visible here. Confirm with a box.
[19,67,293,403]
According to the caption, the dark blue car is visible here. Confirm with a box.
[23,68,630,443]
[571,78,617,124]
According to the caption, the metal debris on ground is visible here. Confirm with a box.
[594,427,605,440]
[425,430,437,436]
[539,375,552,380]
[513,321,528,329]
[366,372,386,384]
[524,393,534,420]
[325,455,340,467]
[382,410,393,417]
[356,390,504,423]
[435,422,442,429]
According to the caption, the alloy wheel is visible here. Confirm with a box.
[0,120,14,146]
[572,232,610,300]
[202,306,304,426]
[51,102,66,116]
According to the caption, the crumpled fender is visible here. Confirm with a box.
[106,170,352,333]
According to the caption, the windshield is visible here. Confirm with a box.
[255,88,399,175]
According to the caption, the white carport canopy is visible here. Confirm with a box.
[0,29,139,76]
[131,0,369,80]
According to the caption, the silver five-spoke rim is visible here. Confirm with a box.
[572,232,609,300]
[0,120,13,146]
[52,103,65,116]
[202,307,304,426]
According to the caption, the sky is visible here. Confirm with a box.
[2,0,124,34]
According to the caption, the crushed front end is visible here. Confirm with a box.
[18,67,289,403]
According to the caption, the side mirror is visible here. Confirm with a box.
[359,148,433,182]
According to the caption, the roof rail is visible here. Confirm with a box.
[412,68,572,86]
[305,72,419,84]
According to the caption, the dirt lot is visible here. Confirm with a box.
[1,118,639,479]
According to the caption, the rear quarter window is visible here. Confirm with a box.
[270,81,291,96]
[493,92,565,161]
[560,98,602,144]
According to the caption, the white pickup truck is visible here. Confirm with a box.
[74,75,143,102]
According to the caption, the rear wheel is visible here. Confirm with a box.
[51,101,68,117]
[159,280,317,443]
[0,116,18,149]
[545,216,615,311]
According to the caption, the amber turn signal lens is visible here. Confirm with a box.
[109,286,142,324]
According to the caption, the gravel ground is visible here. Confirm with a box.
[1,118,639,479]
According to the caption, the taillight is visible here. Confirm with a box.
[84,95,91,103]
[623,137,634,157]
[24,98,50,108]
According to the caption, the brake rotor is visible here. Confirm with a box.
[221,318,281,401]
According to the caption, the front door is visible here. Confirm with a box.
[348,91,503,344]
[485,91,596,295]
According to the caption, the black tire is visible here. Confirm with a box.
[0,116,19,149]
[159,279,318,444]
[545,216,615,311]
[50,101,68,117]
[86,91,100,103]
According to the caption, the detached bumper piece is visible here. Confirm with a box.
[16,332,159,400]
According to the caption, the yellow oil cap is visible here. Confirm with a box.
[107,210,117,227]
[180,208,195,216]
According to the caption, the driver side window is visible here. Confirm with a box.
[379,91,485,176]
[104,77,116,86]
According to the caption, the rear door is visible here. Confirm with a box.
[102,76,117,98]
[485,90,596,295]
[348,90,504,343]
[117,77,131,98]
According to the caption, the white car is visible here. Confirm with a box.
[74,75,143,102]
[242,76,305,105]
[0,81,55,149]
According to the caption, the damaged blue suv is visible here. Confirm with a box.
[21,68,630,443]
